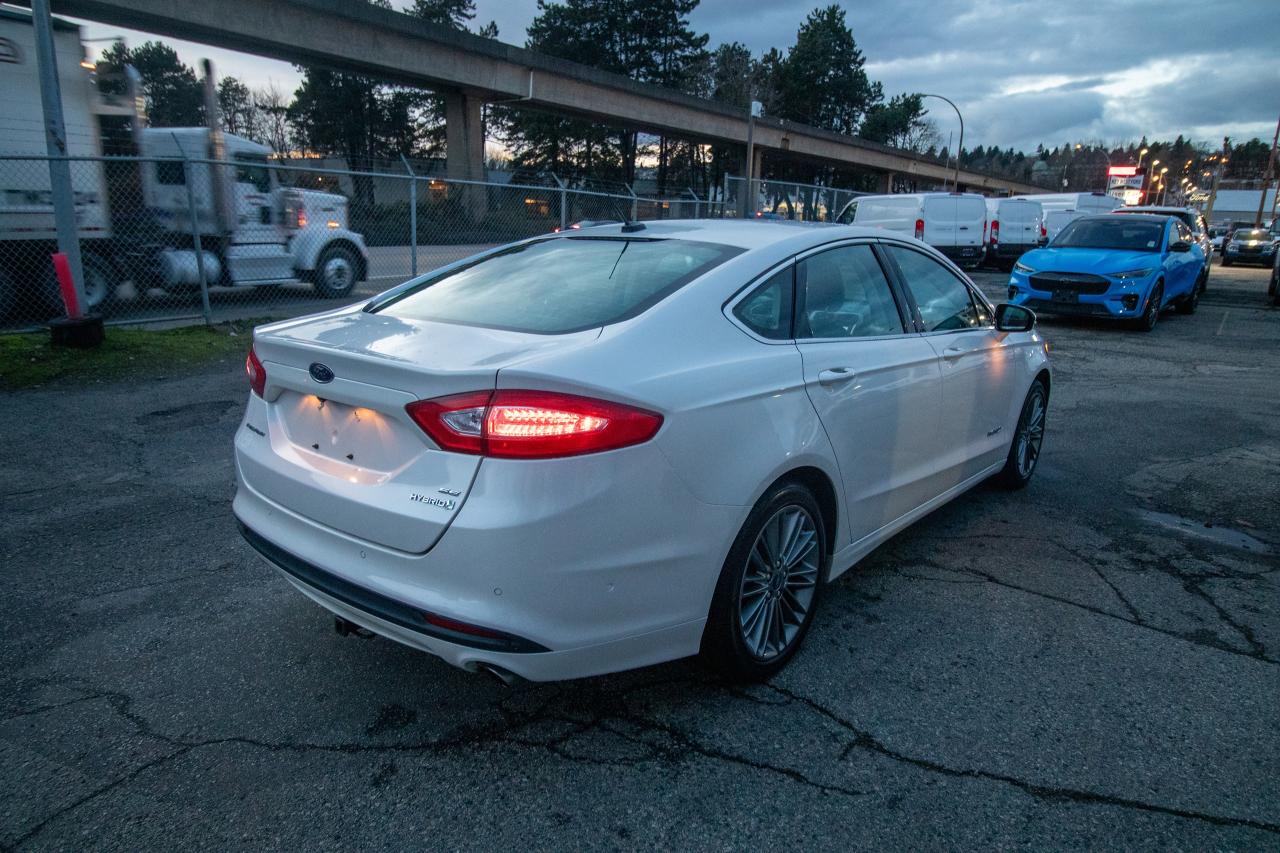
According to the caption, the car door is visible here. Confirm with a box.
[1174,220,1202,293]
[1159,220,1191,299]
[881,242,1021,486]
[792,241,943,544]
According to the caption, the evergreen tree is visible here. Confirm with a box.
[98,41,204,127]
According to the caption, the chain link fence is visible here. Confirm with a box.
[0,154,728,333]
[722,175,869,223]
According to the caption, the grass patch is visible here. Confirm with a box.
[0,320,263,390]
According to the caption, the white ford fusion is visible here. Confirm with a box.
[234,220,1051,682]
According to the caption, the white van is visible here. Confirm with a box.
[984,198,1045,269]
[1043,209,1085,242]
[1016,192,1121,214]
[836,192,988,268]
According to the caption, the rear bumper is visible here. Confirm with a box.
[1223,249,1275,265]
[936,245,985,267]
[233,440,745,681]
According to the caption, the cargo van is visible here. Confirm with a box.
[1015,192,1121,214]
[1043,209,1085,242]
[985,198,1045,269]
[836,192,988,268]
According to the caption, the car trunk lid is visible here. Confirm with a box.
[241,310,600,552]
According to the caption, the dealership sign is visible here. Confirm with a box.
[1107,165,1145,203]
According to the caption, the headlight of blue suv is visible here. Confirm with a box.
[1109,268,1154,280]
[1013,261,1035,274]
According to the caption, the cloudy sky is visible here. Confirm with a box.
[75,0,1280,152]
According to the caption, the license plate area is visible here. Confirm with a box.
[1052,289,1078,303]
[276,391,416,473]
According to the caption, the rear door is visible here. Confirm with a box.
[793,241,942,542]
[1001,201,1040,250]
[922,196,959,249]
[882,243,1021,485]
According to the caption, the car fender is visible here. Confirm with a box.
[291,227,369,274]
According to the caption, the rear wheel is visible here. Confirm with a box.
[996,380,1047,489]
[1269,265,1280,306]
[80,253,118,313]
[313,245,358,298]
[1221,257,1233,267]
[701,483,826,681]
[1176,274,1204,315]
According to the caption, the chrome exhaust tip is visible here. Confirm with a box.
[475,662,522,686]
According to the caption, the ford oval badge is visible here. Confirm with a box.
[309,362,335,384]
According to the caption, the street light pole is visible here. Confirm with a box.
[921,94,963,190]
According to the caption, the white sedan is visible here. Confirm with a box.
[234,220,1051,682]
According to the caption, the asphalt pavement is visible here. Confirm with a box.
[2,259,1278,850]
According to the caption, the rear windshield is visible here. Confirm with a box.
[370,236,741,334]
[1054,218,1164,251]
[1119,209,1196,229]
[1233,229,1269,241]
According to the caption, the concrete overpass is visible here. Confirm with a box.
[48,0,1042,195]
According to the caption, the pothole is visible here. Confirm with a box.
[1138,510,1272,554]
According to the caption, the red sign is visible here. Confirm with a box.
[1107,165,1139,177]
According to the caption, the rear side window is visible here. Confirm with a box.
[885,246,982,332]
[734,266,793,340]
[797,244,904,339]
[373,237,741,334]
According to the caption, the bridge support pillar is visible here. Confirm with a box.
[875,171,896,194]
[445,90,486,220]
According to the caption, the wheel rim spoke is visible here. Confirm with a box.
[738,504,819,661]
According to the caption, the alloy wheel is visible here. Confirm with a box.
[1016,388,1046,479]
[738,505,820,660]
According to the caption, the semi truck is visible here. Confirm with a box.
[0,6,368,318]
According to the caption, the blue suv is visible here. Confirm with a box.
[1007,214,1207,331]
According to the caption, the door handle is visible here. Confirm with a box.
[942,346,967,362]
[817,367,856,387]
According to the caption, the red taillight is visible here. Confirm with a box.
[296,206,308,229]
[1040,223,1048,239]
[405,390,663,459]
[914,218,924,240]
[246,345,266,397]
[990,219,999,246]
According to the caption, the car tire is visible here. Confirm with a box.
[313,245,359,298]
[1221,257,1233,267]
[1176,274,1204,315]
[995,379,1048,490]
[1269,267,1280,306]
[1129,282,1163,332]
[701,482,826,681]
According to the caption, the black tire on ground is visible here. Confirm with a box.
[1128,282,1163,332]
[1176,274,1204,315]
[701,482,827,681]
[1221,257,1233,267]
[1269,266,1280,306]
[995,379,1048,490]
[313,244,359,298]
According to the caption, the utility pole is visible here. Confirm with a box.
[1253,113,1279,227]
[1203,138,1228,227]
[30,0,86,312]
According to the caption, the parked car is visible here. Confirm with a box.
[1043,209,1084,241]
[836,192,988,269]
[1222,227,1278,267]
[1008,213,1206,331]
[1209,227,1227,254]
[985,198,1046,270]
[235,220,1050,682]
[1112,206,1211,281]
[1269,248,1279,306]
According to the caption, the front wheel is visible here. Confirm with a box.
[1269,266,1280,306]
[80,253,118,313]
[995,380,1048,489]
[701,483,826,681]
[1128,282,1163,332]
[313,245,359,298]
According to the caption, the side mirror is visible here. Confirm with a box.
[1170,240,1191,253]
[995,303,1035,332]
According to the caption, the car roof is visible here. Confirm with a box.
[1119,206,1193,213]
[560,219,886,251]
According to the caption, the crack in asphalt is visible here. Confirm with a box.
[766,684,1280,836]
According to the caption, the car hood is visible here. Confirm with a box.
[1020,247,1159,275]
